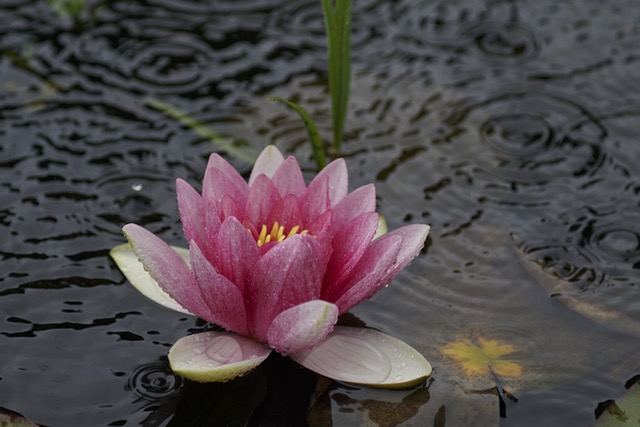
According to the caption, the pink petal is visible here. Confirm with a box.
[122,224,214,319]
[200,198,222,261]
[249,145,284,185]
[267,300,338,355]
[292,326,431,388]
[220,194,241,221]
[176,178,207,246]
[213,217,261,293]
[300,175,330,227]
[243,174,281,231]
[190,243,248,335]
[323,212,379,295]
[169,331,272,383]
[313,158,348,206]
[203,152,249,200]
[379,224,430,284]
[247,235,325,341]
[266,194,303,232]
[328,234,403,313]
[110,243,192,315]
[307,209,333,236]
[203,168,248,211]
[330,184,376,235]
[271,156,306,197]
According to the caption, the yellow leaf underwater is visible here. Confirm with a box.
[442,337,523,378]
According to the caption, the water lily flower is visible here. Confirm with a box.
[111,146,431,388]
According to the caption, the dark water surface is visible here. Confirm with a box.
[1,0,640,426]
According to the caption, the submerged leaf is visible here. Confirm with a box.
[145,97,258,164]
[169,331,272,383]
[442,337,523,378]
[292,326,431,389]
[110,243,192,315]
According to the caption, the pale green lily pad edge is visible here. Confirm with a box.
[595,381,640,426]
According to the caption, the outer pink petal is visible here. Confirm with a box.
[266,300,338,355]
[243,174,281,231]
[247,235,325,341]
[213,216,261,293]
[176,178,205,241]
[203,153,249,200]
[201,198,222,262]
[312,158,348,207]
[272,156,306,197]
[190,243,248,335]
[122,224,214,320]
[328,234,403,313]
[249,145,284,185]
[324,212,379,293]
[330,184,376,235]
[300,175,330,227]
[379,224,430,284]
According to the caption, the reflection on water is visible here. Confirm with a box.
[1,0,639,425]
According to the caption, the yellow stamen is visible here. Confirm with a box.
[287,225,300,237]
[258,224,268,246]
[252,221,311,247]
[269,222,280,240]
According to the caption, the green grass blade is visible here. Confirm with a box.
[268,96,327,170]
[321,0,352,156]
[145,98,257,164]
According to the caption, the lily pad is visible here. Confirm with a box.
[169,331,272,383]
[110,243,192,315]
[292,326,431,389]
[596,381,640,426]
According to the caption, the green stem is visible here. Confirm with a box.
[268,97,327,170]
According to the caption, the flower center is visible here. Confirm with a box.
[254,221,309,247]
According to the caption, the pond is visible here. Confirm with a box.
[1,0,639,426]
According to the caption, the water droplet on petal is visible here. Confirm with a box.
[395,374,403,381]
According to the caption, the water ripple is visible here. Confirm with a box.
[443,92,608,184]
[126,361,182,400]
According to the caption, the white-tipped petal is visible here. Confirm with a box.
[292,326,431,389]
[249,145,285,185]
[169,331,272,382]
[110,243,192,315]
